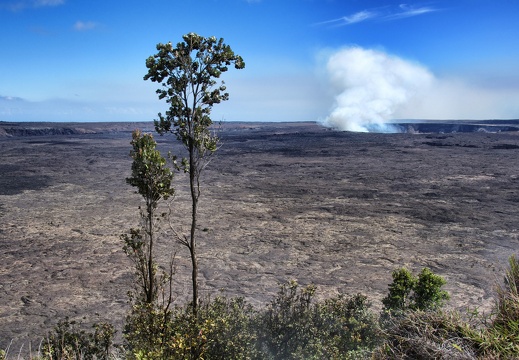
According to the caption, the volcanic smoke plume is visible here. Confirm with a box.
[322,47,433,132]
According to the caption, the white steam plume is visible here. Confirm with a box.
[322,47,433,132]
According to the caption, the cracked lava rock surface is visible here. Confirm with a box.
[0,121,518,349]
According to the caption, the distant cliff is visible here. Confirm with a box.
[394,119,519,133]
[0,121,153,137]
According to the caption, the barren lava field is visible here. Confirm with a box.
[0,121,518,350]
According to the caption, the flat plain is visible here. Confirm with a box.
[0,121,518,350]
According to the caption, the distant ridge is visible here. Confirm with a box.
[0,121,154,137]
[1,120,518,137]
[392,119,519,133]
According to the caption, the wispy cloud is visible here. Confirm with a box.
[385,4,438,20]
[316,10,378,27]
[317,3,438,27]
[34,0,64,7]
[1,0,64,11]
[0,95,25,102]
[73,20,98,31]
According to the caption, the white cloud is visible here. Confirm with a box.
[344,10,377,24]
[73,21,98,31]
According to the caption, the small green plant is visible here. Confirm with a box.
[41,318,115,360]
[124,301,175,359]
[382,267,449,315]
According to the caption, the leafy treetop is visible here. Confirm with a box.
[144,32,245,157]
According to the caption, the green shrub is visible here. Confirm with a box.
[382,267,449,315]
[124,301,173,359]
[125,296,259,360]
[41,318,115,360]
[255,280,379,359]
[168,296,259,360]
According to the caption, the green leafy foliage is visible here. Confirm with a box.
[382,267,449,315]
[381,267,416,313]
[377,256,519,359]
[255,281,379,359]
[41,319,114,360]
[122,281,379,359]
[124,296,258,360]
[122,130,177,359]
[167,297,259,359]
[414,268,450,311]
[123,130,175,305]
[144,32,244,167]
[126,129,175,204]
[124,301,174,360]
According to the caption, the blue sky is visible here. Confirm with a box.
[1,0,519,126]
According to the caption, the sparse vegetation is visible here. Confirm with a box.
[5,257,519,359]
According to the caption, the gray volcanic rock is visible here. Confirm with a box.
[0,121,518,352]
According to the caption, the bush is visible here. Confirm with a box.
[382,267,449,315]
[123,281,380,359]
[169,296,259,360]
[125,296,258,360]
[124,301,173,359]
[255,280,379,359]
[41,318,115,360]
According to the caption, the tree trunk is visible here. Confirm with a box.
[148,203,154,304]
[189,143,199,314]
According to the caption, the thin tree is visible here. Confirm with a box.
[144,33,245,312]
[123,129,175,304]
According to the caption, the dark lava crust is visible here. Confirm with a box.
[0,121,518,350]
